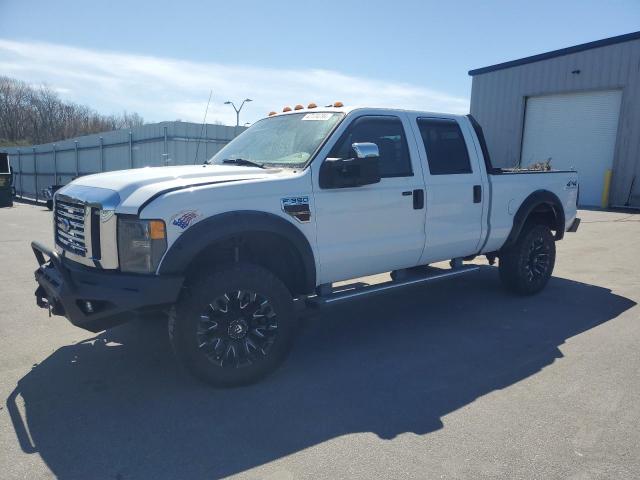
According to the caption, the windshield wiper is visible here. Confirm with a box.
[221,158,266,169]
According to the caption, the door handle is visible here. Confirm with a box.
[413,189,424,209]
[473,185,482,203]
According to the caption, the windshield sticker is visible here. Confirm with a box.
[171,210,202,230]
[301,113,334,121]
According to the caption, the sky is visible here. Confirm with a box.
[0,0,639,126]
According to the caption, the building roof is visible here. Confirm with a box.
[469,31,640,76]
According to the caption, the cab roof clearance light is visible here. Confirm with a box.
[272,101,340,115]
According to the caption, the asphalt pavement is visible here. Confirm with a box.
[0,202,639,479]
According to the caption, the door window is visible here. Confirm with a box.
[329,116,413,178]
[417,118,472,175]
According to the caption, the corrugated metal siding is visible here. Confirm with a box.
[2,121,244,200]
[470,38,640,206]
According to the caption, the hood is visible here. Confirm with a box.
[66,164,279,214]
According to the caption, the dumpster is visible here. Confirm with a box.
[0,153,13,208]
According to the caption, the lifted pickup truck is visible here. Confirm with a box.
[33,105,580,386]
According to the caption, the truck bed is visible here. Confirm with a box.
[482,169,579,253]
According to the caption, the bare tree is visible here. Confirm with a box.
[0,76,145,146]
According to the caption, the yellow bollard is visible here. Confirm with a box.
[601,169,612,208]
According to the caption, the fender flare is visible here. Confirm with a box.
[503,190,566,248]
[158,210,316,292]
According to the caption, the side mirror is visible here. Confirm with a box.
[319,142,381,189]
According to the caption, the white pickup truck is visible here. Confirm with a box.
[32,105,580,386]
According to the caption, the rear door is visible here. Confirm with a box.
[408,116,485,262]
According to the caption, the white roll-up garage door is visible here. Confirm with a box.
[520,90,622,206]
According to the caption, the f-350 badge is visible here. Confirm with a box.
[281,196,311,223]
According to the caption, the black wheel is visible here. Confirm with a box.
[46,200,53,210]
[169,263,296,387]
[499,223,556,295]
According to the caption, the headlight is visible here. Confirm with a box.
[117,216,167,273]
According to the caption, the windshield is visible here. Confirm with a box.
[206,112,344,168]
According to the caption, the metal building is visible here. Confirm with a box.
[469,31,640,208]
[2,121,245,201]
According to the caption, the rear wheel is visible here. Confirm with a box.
[499,223,556,295]
[169,263,296,387]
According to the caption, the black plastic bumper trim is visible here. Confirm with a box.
[32,242,184,332]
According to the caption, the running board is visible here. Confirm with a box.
[308,265,480,307]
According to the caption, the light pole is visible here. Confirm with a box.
[224,98,252,129]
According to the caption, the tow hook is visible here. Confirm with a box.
[35,285,49,311]
[34,286,63,317]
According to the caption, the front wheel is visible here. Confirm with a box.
[169,263,296,387]
[499,223,556,295]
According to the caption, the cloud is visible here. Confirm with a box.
[0,39,469,125]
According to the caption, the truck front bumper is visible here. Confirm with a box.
[32,241,184,332]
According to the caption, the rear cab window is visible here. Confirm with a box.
[417,118,472,175]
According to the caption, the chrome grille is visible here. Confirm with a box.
[55,199,87,256]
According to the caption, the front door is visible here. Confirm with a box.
[312,114,427,284]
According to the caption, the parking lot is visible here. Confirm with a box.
[0,202,639,479]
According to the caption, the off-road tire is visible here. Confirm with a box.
[169,263,296,387]
[499,223,556,295]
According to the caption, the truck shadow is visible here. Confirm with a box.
[7,267,636,479]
